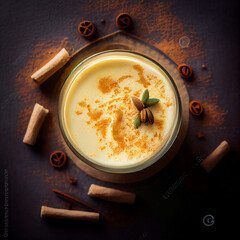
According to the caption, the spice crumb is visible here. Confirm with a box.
[67,176,77,184]
[202,64,206,69]
[101,19,105,23]
[197,131,205,139]
[75,110,82,115]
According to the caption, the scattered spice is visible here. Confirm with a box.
[189,100,204,116]
[200,97,227,129]
[78,101,87,107]
[100,18,105,23]
[78,20,95,37]
[52,189,99,212]
[49,151,67,168]
[75,110,82,115]
[154,119,164,131]
[202,64,206,69]
[67,176,77,184]
[87,109,103,121]
[95,118,111,138]
[112,109,125,149]
[197,131,205,139]
[98,76,119,93]
[118,75,132,83]
[178,64,192,78]
[116,13,132,29]
[133,65,150,87]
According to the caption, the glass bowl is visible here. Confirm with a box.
[58,50,182,173]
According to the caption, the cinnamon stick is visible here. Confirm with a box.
[40,206,99,222]
[23,103,49,146]
[200,140,230,173]
[88,184,136,204]
[31,48,70,85]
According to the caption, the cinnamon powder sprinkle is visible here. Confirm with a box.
[133,64,150,88]
[87,110,103,121]
[200,98,227,129]
[134,138,148,153]
[78,101,87,107]
[75,110,82,115]
[118,75,133,83]
[73,71,170,160]
[112,109,125,149]
[133,90,141,97]
[98,97,122,108]
[98,76,119,93]
[154,119,165,130]
[95,118,111,139]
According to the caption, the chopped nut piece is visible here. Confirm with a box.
[140,109,148,123]
[67,176,77,184]
[131,96,144,111]
[146,108,154,124]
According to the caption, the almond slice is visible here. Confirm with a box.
[146,108,154,124]
[131,96,144,111]
[140,109,148,123]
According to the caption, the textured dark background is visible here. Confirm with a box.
[0,0,240,239]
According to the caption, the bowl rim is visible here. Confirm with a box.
[58,49,182,174]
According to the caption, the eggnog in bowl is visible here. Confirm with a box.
[59,50,181,173]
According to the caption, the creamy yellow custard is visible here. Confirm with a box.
[61,52,178,169]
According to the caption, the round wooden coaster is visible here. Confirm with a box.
[59,31,189,183]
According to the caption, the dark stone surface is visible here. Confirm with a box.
[0,0,239,239]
